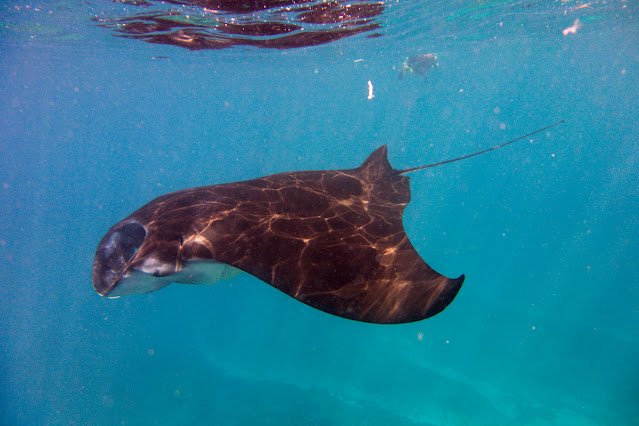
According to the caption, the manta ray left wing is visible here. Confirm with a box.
[93,146,463,323]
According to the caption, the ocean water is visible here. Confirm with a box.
[1,1,638,425]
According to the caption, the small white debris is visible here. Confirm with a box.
[531,325,536,331]
[367,80,374,100]
[417,332,424,341]
[562,19,582,36]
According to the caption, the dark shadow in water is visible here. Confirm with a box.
[86,363,435,425]
[95,0,384,50]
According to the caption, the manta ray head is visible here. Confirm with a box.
[93,218,239,298]
[92,219,163,297]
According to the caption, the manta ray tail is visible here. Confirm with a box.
[396,120,564,175]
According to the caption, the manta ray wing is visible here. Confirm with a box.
[109,146,462,323]
[93,146,463,323]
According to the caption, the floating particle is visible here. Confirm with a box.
[417,331,424,341]
[562,19,582,36]
[571,3,591,12]
[101,394,114,408]
[399,53,438,79]
[367,80,374,100]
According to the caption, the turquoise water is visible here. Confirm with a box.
[1,1,638,424]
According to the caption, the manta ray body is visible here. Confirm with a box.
[92,122,562,324]
[93,146,462,324]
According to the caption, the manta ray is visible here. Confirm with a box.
[93,122,562,324]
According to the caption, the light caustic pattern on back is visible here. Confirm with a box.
[93,146,463,324]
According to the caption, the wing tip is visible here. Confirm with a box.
[418,273,465,323]
[369,273,466,324]
[444,273,465,308]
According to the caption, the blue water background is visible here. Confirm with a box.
[1,1,638,424]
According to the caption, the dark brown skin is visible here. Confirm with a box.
[93,146,463,324]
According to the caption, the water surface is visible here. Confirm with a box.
[1,1,638,424]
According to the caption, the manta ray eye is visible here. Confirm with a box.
[98,221,146,264]
[93,221,147,296]
[115,222,146,261]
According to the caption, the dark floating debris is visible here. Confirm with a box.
[399,53,439,79]
[94,0,385,50]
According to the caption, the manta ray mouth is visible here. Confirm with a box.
[92,220,147,296]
